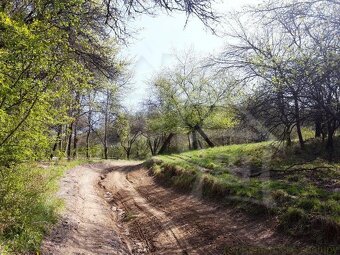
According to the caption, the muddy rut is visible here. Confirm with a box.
[42,162,312,255]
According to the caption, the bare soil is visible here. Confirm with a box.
[41,162,316,255]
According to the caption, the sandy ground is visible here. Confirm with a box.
[41,162,314,255]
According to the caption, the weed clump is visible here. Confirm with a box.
[280,207,308,234]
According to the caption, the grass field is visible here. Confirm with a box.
[148,140,340,244]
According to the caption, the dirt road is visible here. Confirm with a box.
[42,162,311,255]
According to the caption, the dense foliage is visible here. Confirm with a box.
[0,0,218,253]
[0,0,119,165]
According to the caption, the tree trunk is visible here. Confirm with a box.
[198,139,203,149]
[72,92,80,159]
[86,128,91,159]
[63,124,68,153]
[315,119,322,138]
[293,93,304,149]
[66,122,73,161]
[126,148,131,159]
[58,125,63,152]
[147,139,154,156]
[191,130,198,150]
[103,88,109,160]
[278,91,292,147]
[196,125,215,147]
[286,131,292,147]
[86,94,92,159]
[296,122,304,149]
[158,133,174,154]
[326,120,335,161]
[72,120,78,159]
[50,125,62,160]
[104,136,108,159]
[322,129,326,141]
[154,138,161,155]
[188,132,192,150]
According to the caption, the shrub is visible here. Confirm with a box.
[297,198,321,212]
[319,199,340,219]
[206,162,217,170]
[249,158,263,174]
[310,216,340,244]
[271,189,290,204]
[287,175,300,182]
[234,158,243,166]
[280,207,308,235]
[172,171,197,190]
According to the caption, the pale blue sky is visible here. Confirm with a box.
[122,0,259,109]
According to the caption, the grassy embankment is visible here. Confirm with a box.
[147,140,340,244]
[0,160,85,254]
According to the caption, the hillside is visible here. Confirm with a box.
[149,141,340,244]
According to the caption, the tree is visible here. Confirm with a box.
[214,0,339,157]
[115,113,143,159]
[0,0,218,165]
[149,53,237,150]
[142,96,180,155]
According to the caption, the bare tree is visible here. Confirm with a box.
[213,0,339,156]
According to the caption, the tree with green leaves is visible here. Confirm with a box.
[0,0,219,165]
[148,53,238,151]
[115,113,143,159]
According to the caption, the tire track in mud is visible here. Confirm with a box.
[42,161,314,255]
[100,163,313,255]
[99,164,189,255]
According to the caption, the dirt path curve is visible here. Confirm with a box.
[41,162,132,255]
[42,162,311,255]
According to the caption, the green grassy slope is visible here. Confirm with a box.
[148,141,340,244]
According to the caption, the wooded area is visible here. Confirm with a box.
[0,0,339,253]
[0,0,338,164]
[0,0,218,166]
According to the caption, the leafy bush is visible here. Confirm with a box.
[271,189,290,204]
[249,158,263,174]
[297,198,321,212]
[280,207,308,234]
